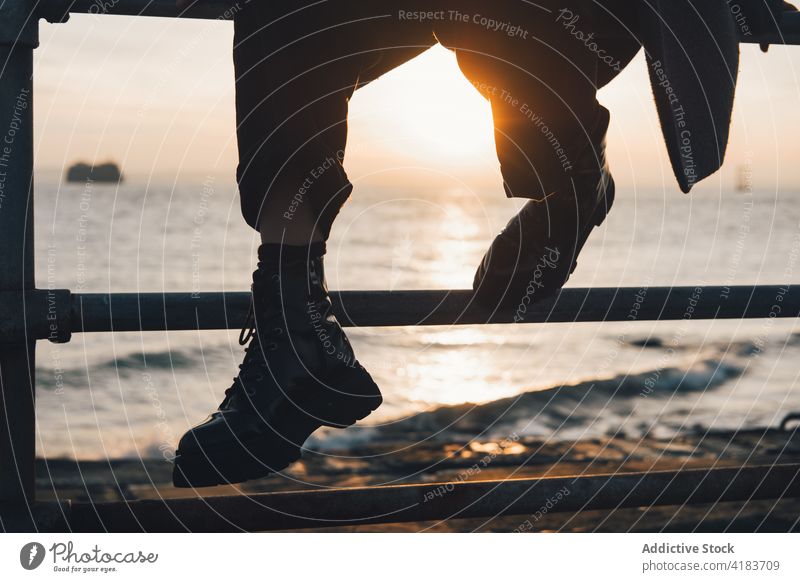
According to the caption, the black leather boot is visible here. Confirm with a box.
[472,108,615,315]
[173,242,382,487]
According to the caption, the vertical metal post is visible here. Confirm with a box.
[0,0,38,530]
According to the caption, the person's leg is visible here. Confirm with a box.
[437,0,641,311]
[234,1,356,245]
[235,1,433,245]
[174,1,434,487]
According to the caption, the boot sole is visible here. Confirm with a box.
[172,426,305,488]
[172,365,382,488]
[307,364,383,428]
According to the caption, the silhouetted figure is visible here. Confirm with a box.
[173,0,792,487]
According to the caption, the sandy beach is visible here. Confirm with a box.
[35,425,800,532]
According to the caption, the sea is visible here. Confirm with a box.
[32,174,800,460]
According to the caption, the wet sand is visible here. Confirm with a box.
[36,426,800,532]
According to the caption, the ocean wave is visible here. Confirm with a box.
[309,346,750,451]
[34,339,757,457]
[36,347,217,390]
[100,349,196,371]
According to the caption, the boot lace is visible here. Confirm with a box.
[222,291,285,402]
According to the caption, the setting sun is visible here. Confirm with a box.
[348,46,497,166]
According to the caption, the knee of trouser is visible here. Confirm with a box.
[572,105,611,175]
[236,143,324,201]
[236,145,352,235]
[236,149,278,225]
[495,129,586,198]
[499,105,611,199]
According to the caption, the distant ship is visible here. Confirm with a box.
[735,164,751,193]
[65,161,123,183]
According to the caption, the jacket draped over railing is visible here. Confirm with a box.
[639,0,785,192]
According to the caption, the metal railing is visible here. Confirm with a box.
[2,0,800,532]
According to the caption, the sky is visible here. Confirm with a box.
[31,13,800,192]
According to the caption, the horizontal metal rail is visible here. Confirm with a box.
[4,285,797,343]
[68,284,800,331]
[41,0,800,45]
[60,464,800,532]
[1,284,794,343]
[42,0,234,20]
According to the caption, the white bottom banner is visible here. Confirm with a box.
[1,533,798,581]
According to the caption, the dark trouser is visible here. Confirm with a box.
[233,0,641,236]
